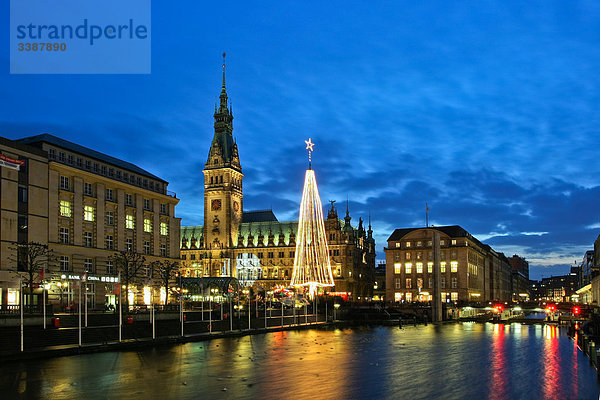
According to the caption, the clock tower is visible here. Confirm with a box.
[203,54,243,260]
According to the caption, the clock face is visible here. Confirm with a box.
[211,199,221,211]
[233,201,240,212]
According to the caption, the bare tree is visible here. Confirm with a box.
[111,251,146,310]
[9,242,54,308]
[152,260,179,305]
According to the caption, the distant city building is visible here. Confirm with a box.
[0,134,181,309]
[385,225,514,304]
[179,65,376,301]
[529,272,578,303]
[373,261,386,301]
[508,254,530,301]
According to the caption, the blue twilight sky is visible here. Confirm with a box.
[2,1,600,280]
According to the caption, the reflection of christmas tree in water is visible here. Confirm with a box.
[291,139,335,298]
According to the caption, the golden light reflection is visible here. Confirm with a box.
[490,323,508,400]
[541,325,561,399]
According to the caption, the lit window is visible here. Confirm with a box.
[406,278,412,288]
[417,278,423,288]
[451,292,458,301]
[405,263,412,274]
[427,262,433,273]
[395,242,400,248]
[160,222,168,236]
[126,215,135,229]
[451,261,458,273]
[441,262,446,273]
[60,200,72,217]
[416,262,423,273]
[417,241,422,247]
[451,239,457,245]
[394,263,401,274]
[406,241,411,248]
[406,292,412,302]
[440,240,445,246]
[84,205,95,221]
[144,218,152,233]
[406,252,411,260]
[394,292,402,302]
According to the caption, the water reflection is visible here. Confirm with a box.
[0,324,598,400]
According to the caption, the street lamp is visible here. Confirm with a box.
[334,303,340,322]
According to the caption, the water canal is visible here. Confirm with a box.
[1,323,598,399]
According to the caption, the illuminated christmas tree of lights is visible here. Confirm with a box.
[291,138,335,297]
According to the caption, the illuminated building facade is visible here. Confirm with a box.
[385,225,513,304]
[0,137,49,307]
[14,134,181,309]
[179,64,376,301]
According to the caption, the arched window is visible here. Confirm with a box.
[210,176,213,184]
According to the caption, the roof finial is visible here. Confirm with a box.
[222,52,226,90]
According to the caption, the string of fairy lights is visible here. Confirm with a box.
[291,139,335,296]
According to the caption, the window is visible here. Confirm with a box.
[85,160,91,170]
[60,256,70,272]
[106,211,114,226]
[427,262,433,273]
[76,157,82,167]
[395,278,401,289]
[18,186,28,203]
[417,252,422,260]
[451,239,457,245]
[405,263,412,274]
[428,278,433,288]
[106,189,113,201]
[329,233,335,241]
[406,292,412,302]
[289,251,295,258]
[394,263,401,274]
[406,252,411,260]
[278,251,285,258]
[58,152,65,162]
[84,205,95,221]
[333,249,340,256]
[267,252,274,259]
[406,278,412,288]
[143,199,151,210]
[160,222,168,236]
[416,263,423,273]
[60,176,69,190]
[190,254,195,260]
[452,277,457,288]
[67,155,73,164]
[48,148,55,159]
[257,253,263,259]
[116,170,121,179]
[395,242,400,248]
[451,261,458,273]
[126,215,135,229]
[125,194,133,206]
[441,277,446,288]
[84,232,93,247]
[406,241,411,248]
[427,241,432,246]
[109,168,114,177]
[84,258,93,273]
[417,241,422,247]
[181,255,187,260]
[428,251,433,260]
[451,292,458,302]
[451,250,457,259]
[106,235,114,250]
[60,227,69,244]
[441,262,446,273]
[101,165,107,175]
[106,261,115,275]
[144,218,152,233]
[144,241,150,254]
[160,244,166,257]
[160,204,167,214]
[395,292,402,302]
[417,278,423,289]
[126,238,133,252]
[84,182,93,196]
[440,240,445,246]
[60,200,72,217]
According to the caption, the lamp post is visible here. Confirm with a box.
[334,303,340,322]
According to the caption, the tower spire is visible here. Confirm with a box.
[219,52,229,113]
